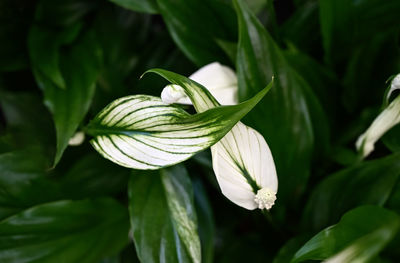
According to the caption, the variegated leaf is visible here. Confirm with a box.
[87,74,271,170]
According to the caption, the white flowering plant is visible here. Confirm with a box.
[1,0,400,262]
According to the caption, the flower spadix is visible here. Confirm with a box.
[356,74,400,158]
[160,63,278,210]
[86,69,270,170]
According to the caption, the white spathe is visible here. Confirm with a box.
[161,62,238,105]
[161,62,278,210]
[356,74,400,158]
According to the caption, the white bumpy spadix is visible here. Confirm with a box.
[161,62,278,210]
[356,74,400,158]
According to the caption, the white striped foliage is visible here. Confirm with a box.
[87,69,271,170]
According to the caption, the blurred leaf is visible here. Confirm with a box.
[342,35,400,113]
[303,154,400,231]
[29,24,82,89]
[280,1,321,55]
[273,235,310,263]
[87,70,271,170]
[0,149,50,219]
[0,90,55,158]
[108,0,158,14]
[129,165,201,263]
[31,29,101,166]
[0,149,129,220]
[0,198,129,263]
[292,206,400,263]
[35,0,97,27]
[193,179,215,263]
[320,0,400,64]
[0,0,35,71]
[156,0,237,66]
[234,0,325,203]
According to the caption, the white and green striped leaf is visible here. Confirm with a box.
[87,70,272,170]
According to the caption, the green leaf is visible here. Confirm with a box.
[129,165,200,263]
[0,198,130,263]
[108,0,158,14]
[319,0,400,63]
[87,70,271,170]
[156,0,237,66]
[292,206,400,263]
[31,29,101,166]
[193,179,215,263]
[0,90,55,158]
[0,149,129,220]
[303,153,400,231]
[234,0,320,203]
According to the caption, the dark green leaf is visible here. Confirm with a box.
[31,29,101,166]
[129,165,201,263]
[108,0,158,14]
[0,198,129,263]
[320,0,400,64]
[156,0,237,66]
[292,206,400,263]
[303,154,400,231]
[193,179,215,263]
[0,90,55,158]
[234,0,325,203]
[0,149,129,220]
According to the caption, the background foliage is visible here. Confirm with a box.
[1,0,400,262]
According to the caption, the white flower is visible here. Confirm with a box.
[356,74,400,158]
[161,62,278,210]
[161,62,238,105]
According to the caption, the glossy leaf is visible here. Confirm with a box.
[303,153,400,231]
[0,198,130,263]
[0,149,129,220]
[234,0,321,203]
[31,29,100,166]
[156,0,237,66]
[129,165,200,263]
[292,206,400,263]
[87,70,271,170]
[108,0,158,14]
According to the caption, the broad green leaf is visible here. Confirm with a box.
[156,0,237,66]
[234,0,322,203]
[0,198,130,263]
[108,0,158,14]
[129,165,200,263]
[29,24,82,89]
[292,206,400,263]
[303,153,400,231]
[273,235,310,263]
[193,179,215,263]
[0,149,129,220]
[87,70,271,170]
[31,29,100,166]
[0,90,55,158]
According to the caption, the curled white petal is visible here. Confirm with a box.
[211,122,278,210]
[161,62,238,105]
[356,95,400,158]
[161,84,191,105]
[386,74,400,103]
[68,131,85,146]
